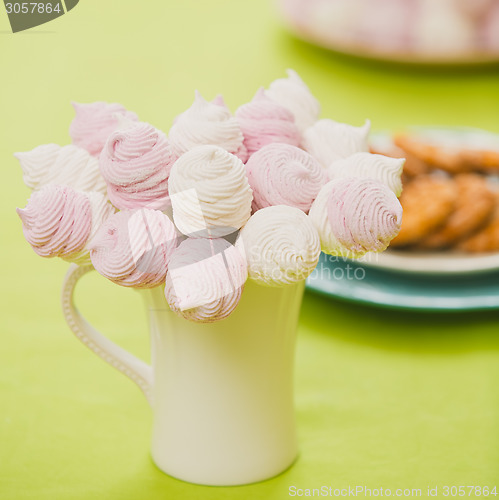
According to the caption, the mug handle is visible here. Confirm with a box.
[61,263,154,406]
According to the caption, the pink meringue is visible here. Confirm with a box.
[165,238,247,323]
[69,101,139,156]
[235,88,301,156]
[90,209,179,288]
[17,185,92,262]
[169,91,248,162]
[99,122,177,210]
[309,178,402,257]
[14,144,107,195]
[246,143,327,213]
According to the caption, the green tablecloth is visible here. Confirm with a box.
[1,1,499,498]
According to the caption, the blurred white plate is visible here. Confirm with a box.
[360,249,499,275]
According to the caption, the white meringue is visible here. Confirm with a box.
[309,178,402,258]
[265,69,321,132]
[302,119,371,167]
[14,144,107,195]
[238,205,320,287]
[327,153,404,196]
[165,238,247,323]
[169,91,248,161]
[169,145,253,238]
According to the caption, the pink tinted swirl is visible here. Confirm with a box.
[236,88,301,156]
[326,178,402,255]
[69,101,138,156]
[17,185,92,260]
[99,123,177,210]
[246,143,327,213]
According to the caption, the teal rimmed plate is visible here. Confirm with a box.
[306,253,499,312]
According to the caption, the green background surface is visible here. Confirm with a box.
[1,1,499,498]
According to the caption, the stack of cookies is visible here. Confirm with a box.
[372,128,499,253]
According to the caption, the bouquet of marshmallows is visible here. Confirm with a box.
[16,70,403,323]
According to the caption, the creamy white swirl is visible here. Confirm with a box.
[99,122,177,210]
[309,178,402,258]
[164,238,247,323]
[327,153,404,196]
[15,144,107,195]
[169,145,253,238]
[17,185,113,264]
[265,69,321,132]
[302,119,371,167]
[238,205,320,286]
[169,91,248,162]
[90,209,179,288]
[69,101,139,156]
[246,143,328,213]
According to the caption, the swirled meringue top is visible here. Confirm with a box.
[164,238,247,323]
[246,143,328,213]
[69,101,139,156]
[235,88,301,156]
[16,185,111,264]
[309,178,402,258]
[90,209,179,288]
[265,69,320,132]
[302,119,371,167]
[15,144,107,195]
[238,205,320,286]
[169,145,253,238]
[327,153,404,197]
[99,122,177,211]
[169,91,248,162]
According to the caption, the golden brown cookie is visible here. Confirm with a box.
[390,175,457,247]
[460,149,499,173]
[457,192,499,253]
[419,174,496,249]
[394,132,499,175]
[393,133,471,174]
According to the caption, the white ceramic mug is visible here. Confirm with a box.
[62,263,305,486]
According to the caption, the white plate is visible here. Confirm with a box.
[358,249,499,275]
